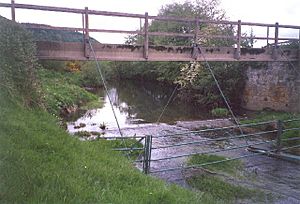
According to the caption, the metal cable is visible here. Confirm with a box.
[197,46,249,145]
[156,83,179,124]
[88,40,123,137]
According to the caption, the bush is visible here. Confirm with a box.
[0,16,42,107]
[211,108,229,117]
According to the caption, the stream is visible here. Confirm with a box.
[67,80,300,204]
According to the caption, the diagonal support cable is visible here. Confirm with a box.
[196,45,249,145]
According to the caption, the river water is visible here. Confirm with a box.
[67,80,300,203]
[67,80,212,133]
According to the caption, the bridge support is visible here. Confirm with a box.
[235,20,241,60]
[144,12,149,60]
[272,22,279,60]
[84,7,90,58]
[11,0,15,21]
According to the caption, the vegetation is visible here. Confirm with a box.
[24,23,97,43]
[112,0,246,109]
[0,91,205,203]
[187,154,243,175]
[38,68,98,115]
[186,154,263,203]
[211,108,229,117]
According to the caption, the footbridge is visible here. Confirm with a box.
[1,1,300,62]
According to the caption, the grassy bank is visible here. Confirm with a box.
[0,90,206,203]
[38,68,101,115]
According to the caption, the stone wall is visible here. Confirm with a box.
[242,62,300,112]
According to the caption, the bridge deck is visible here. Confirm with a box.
[36,41,298,62]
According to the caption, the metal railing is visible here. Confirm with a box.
[137,118,300,174]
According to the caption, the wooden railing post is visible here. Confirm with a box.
[11,0,15,21]
[235,20,241,60]
[194,17,199,44]
[84,7,90,58]
[273,22,279,60]
[298,29,300,67]
[267,26,269,47]
[144,12,149,60]
[276,120,283,152]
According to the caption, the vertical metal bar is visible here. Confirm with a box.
[273,22,279,60]
[84,7,90,58]
[148,135,152,173]
[11,0,15,21]
[276,120,283,152]
[144,12,149,60]
[267,26,269,47]
[143,135,149,174]
[235,20,241,60]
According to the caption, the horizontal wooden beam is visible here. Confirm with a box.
[35,41,298,62]
[2,3,300,29]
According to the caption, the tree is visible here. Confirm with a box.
[119,0,246,108]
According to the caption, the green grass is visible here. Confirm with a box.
[0,90,207,203]
[38,68,99,115]
[186,154,263,203]
[187,154,243,175]
[211,108,229,117]
[186,175,262,203]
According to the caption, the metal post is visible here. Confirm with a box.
[276,120,283,152]
[273,22,279,60]
[143,135,152,174]
[84,7,90,58]
[235,20,241,60]
[11,0,15,21]
[144,12,149,60]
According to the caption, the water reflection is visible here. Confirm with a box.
[69,80,211,130]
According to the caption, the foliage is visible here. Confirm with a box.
[0,16,42,107]
[38,68,97,115]
[177,62,246,107]
[121,1,246,107]
[211,108,229,117]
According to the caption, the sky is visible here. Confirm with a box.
[0,0,299,46]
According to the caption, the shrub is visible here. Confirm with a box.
[211,108,229,117]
